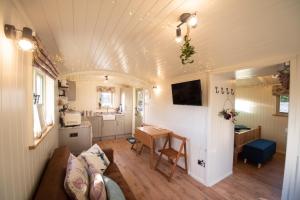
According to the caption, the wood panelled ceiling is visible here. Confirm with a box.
[18,0,300,82]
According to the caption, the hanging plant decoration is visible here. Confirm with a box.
[180,35,196,65]
[218,97,238,123]
[219,109,238,123]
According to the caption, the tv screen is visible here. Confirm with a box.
[171,80,202,106]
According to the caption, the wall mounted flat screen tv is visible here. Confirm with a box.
[171,80,202,106]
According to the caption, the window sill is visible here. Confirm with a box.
[273,113,288,117]
[29,125,55,150]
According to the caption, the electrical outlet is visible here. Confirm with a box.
[198,160,206,167]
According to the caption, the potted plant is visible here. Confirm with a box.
[180,35,196,65]
[219,109,238,123]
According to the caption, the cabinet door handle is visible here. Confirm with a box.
[69,132,78,137]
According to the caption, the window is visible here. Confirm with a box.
[276,95,289,116]
[35,72,43,104]
[100,92,113,107]
[33,69,55,139]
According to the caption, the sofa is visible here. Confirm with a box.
[34,145,136,200]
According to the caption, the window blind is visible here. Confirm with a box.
[32,36,59,79]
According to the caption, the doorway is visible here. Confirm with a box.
[232,62,290,199]
[135,88,145,128]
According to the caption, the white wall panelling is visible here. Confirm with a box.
[282,55,300,200]
[0,1,59,199]
[235,85,288,153]
[68,80,122,111]
[206,74,235,186]
[144,72,208,184]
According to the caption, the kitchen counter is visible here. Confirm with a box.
[59,120,91,129]
[93,112,125,116]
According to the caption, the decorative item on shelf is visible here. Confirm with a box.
[175,13,197,65]
[58,80,69,88]
[58,89,66,97]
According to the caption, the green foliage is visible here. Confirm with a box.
[280,95,289,102]
[180,35,196,65]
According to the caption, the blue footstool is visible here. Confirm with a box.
[243,139,276,168]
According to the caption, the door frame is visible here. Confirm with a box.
[210,54,300,199]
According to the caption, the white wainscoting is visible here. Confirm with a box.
[0,1,59,199]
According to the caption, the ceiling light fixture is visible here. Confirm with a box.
[175,12,197,43]
[187,14,198,28]
[4,24,35,51]
[175,27,182,43]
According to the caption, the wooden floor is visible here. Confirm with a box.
[98,139,285,200]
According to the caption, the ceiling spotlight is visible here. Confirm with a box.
[175,27,182,43]
[4,24,35,51]
[188,14,198,28]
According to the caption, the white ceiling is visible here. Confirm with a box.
[18,0,300,82]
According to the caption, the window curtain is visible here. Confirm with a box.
[32,36,57,138]
[32,36,59,79]
[97,86,115,108]
[272,84,289,96]
[33,105,42,138]
[96,86,115,93]
[45,76,55,126]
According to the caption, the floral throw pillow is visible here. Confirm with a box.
[64,154,89,200]
[89,173,107,200]
[87,144,110,167]
[81,144,110,174]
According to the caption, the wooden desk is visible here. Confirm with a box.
[135,126,171,168]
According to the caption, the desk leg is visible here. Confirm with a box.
[150,139,156,169]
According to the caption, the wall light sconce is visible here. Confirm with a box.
[175,12,197,43]
[104,75,109,83]
[4,24,35,51]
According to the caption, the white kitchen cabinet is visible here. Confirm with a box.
[116,115,125,135]
[121,87,133,134]
[102,120,116,137]
[88,116,102,138]
[66,81,76,101]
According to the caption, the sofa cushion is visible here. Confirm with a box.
[103,176,126,200]
[64,154,89,200]
[86,144,111,167]
[89,173,107,200]
[82,152,108,174]
[34,146,136,200]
